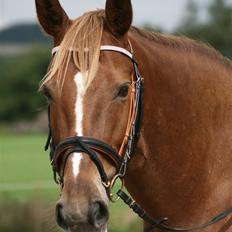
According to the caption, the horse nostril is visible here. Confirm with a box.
[56,203,68,230]
[89,201,109,229]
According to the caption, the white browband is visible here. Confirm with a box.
[51,45,134,59]
[100,45,133,59]
[51,46,60,56]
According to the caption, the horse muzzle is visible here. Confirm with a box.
[56,199,109,232]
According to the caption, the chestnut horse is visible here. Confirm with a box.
[36,0,232,231]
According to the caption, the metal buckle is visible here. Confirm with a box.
[108,174,124,203]
[102,180,111,189]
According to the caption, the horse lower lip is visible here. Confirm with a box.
[69,225,78,231]
[68,224,104,232]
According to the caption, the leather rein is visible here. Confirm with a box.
[44,45,232,231]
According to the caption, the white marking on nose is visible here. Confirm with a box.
[72,153,83,177]
[72,72,88,178]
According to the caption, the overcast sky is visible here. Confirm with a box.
[0,0,231,31]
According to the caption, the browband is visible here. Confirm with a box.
[51,45,134,60]
[51,46,60,56]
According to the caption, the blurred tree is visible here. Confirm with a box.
[209,0,230,25]
[179,0,199,31]
[142,23,163,33]
[0,24,51,44]
[0,47,49,122]
[175,0,232,58]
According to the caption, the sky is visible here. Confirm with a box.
[0,0,230,31]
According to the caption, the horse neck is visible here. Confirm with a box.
[125,30,232,227]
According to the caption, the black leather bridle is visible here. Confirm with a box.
[45,45,144,190]
[44,45,232,231]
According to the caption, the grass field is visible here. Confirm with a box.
[0,134,142,232]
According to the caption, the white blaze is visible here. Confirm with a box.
[72,72,88,177]
[72,73,109,223]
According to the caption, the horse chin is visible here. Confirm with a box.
[65,223,108,232]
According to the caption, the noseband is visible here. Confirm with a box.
[45,44,144,194]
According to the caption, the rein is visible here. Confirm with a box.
[44,45,232,232]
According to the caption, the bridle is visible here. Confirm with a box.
[44,44,232,232]
[45,44,144,195]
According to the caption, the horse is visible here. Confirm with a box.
[35,0,232,231]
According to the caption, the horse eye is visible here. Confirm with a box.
[117,85,129,99]
[42,87,53,101]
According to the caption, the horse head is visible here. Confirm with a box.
[36,0,136,231]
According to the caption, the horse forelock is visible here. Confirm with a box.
[39,10,105,92]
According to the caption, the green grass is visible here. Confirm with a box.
[0,134,51,183]
[0,133,57,201]
[0,134,142,231]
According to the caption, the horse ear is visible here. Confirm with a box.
[35,0,70,41]
[105,0,133,37]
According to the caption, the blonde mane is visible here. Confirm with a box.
[40,10,105,91]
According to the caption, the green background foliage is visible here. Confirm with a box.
[0,0,232,231]
[0,47,49,122]
[176,0,232,58]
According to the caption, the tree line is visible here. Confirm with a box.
[0,0,231,123]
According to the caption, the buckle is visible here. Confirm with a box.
[102,174,124,203]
